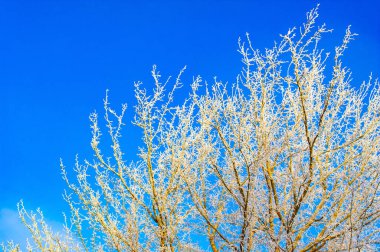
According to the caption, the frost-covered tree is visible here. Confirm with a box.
[2,6,379,252]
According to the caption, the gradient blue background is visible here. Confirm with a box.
[0,0,379,245]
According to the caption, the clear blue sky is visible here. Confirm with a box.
[0,0,379,244]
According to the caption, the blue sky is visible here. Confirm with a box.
[0,0,379,244]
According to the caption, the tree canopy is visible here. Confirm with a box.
[2,6,380,252]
